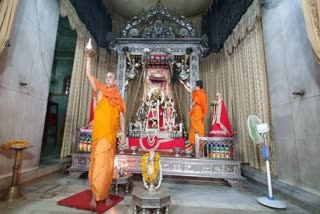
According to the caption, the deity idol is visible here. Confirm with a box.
[163,97,176,132]
[146,87,164,130]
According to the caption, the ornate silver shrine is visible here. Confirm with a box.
[108,2,210,142]
[109,2,209,97]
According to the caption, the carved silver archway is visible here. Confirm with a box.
[113,39,202,97]
[121,2,197,39]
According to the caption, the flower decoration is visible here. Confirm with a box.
[141,152,160,183]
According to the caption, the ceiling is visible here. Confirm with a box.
[102,0,213,19]
[70,0,254,52]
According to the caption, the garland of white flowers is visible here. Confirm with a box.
[140,137,161,151]
[147,132,157,146]
[140,137,174,152]
[140,130,161,151]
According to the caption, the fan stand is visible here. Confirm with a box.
[257,133,287,209]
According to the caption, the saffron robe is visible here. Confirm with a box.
[189,89,207,144]
[88,78,125,201]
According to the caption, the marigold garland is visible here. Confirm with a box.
[141,152,160,183]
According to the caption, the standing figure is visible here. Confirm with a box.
[180,80,208,146]
[208,93,233,137]
[179,59,189,80]
[163,97,176,132]
[85,45,126,208]
[127,58,140,79]
[148,98,160,130]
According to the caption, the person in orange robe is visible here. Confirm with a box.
[85,48,126,208]
[180,80,207,145]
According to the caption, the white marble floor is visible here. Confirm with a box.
[0,172,311,214]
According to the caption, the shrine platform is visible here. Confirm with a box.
[68,149,244,187]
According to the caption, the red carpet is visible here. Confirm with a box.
[57,190,124,214]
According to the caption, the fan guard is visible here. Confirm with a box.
[247,115,264,144]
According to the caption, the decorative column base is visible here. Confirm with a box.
[1,144,29,201]
[1,186,23,201]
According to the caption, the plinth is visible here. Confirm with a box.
[132,186,171,214]
[1,144,29,201]
[112,173,133,195]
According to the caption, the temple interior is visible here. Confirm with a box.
[0,0,320,213]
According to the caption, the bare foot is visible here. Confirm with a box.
[105,197,113,206]
[89,198,97,208]
[89,192,97,208]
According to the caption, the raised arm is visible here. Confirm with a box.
[86,50,98,93]
[179,79,192,93]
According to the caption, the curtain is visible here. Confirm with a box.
[0,0,19,55]
[125,68,144,124]
[200,0,276,174]
[301,0,320,63]
[60,0,114,157]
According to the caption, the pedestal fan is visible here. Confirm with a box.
[247,115,286,209]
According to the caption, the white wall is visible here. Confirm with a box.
[262,0,320,196]
[0,0,59,177]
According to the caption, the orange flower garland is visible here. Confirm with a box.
[141,152,160,183]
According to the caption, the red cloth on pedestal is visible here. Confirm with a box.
[208,95,233,137]
[88,98,95,122]
[128,137,185,150]
[88,92,97,124]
